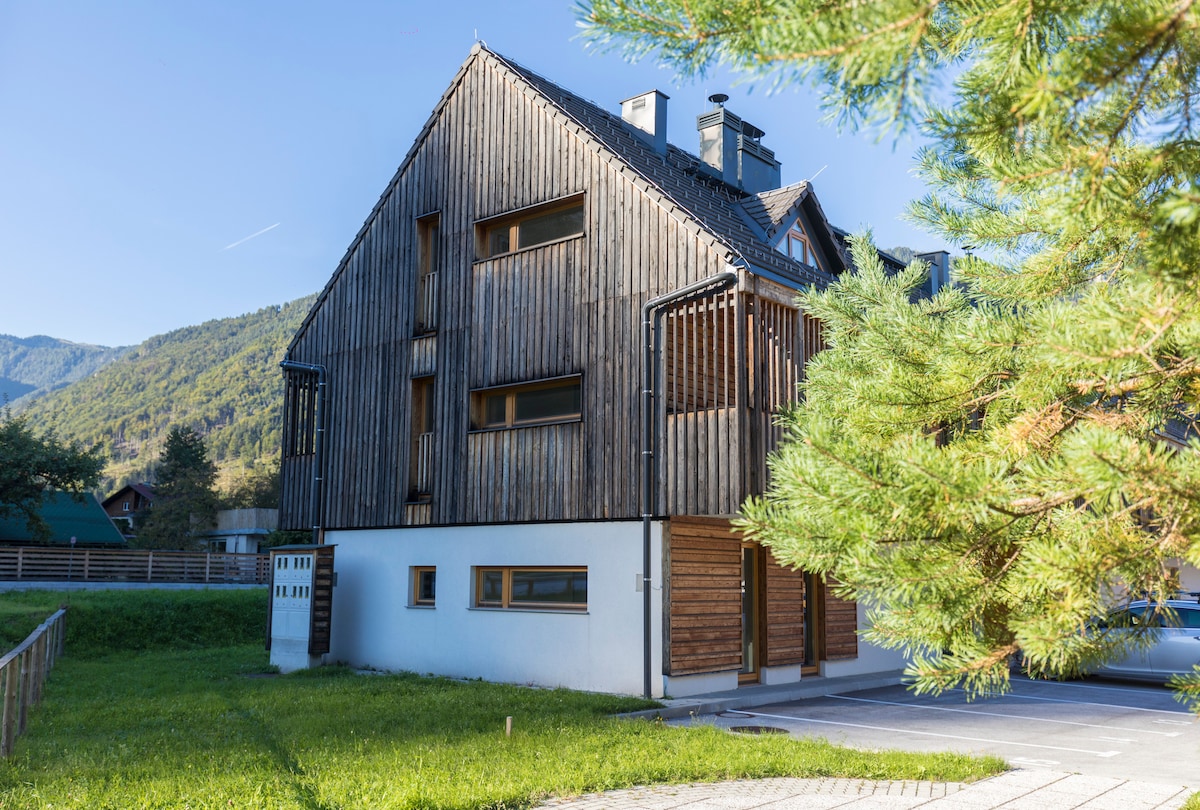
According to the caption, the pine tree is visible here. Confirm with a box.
[135,426,218,550]
[583,1,1200,707]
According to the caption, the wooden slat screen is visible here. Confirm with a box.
[665,516,742,676]
[764,553,806,667]
[823,577,859,660]
[664,291,736,413]
[309,545,336,655]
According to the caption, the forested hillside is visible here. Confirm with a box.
[17,296,317,493]
[0,335,130,406]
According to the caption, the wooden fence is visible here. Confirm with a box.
[0,548,270,586]
[0,608,65,756]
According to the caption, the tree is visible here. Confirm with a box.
[135,425,218,550]
[583,1,1200,707]
[220,463,280,510]
[0,407,105,541]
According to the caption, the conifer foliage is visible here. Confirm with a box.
[135,426,219,550]
[583,1,1200,704]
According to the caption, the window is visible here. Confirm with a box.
[472,376,581,430]
[284,370,318,457]
[477,197,585,258]
[409,377,435,500]
[122,502,130,512]
[415,214,439,334]
[779,224,811,265]
[475,567,587,610]
[412,567,436,606]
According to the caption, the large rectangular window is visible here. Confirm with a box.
[475,567,587,610]
[477,197,585,259]
[472,376,581,430]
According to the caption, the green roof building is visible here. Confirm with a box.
[0,491,128,547]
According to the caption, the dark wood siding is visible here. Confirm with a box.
[665,516,742,676]
[281,51,754,530]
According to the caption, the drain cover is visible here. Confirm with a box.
[729,725,789,735]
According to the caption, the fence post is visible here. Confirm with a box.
[205,553,212,584]
[1,661,15,757]
[15,548,22,581]
[17,649,30,735]
[147,551,154,582]
[83,549,91,581]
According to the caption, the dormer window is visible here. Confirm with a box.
[781,224,811,265]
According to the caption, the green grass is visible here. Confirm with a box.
[0,590,1006,809]
[1184,793,1200,810]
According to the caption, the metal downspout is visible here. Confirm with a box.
[280,360,327,545]
[640,270,739,699]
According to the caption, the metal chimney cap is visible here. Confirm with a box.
[708,93,729,107]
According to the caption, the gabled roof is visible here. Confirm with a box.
[0,491,128,547]
[487,48,845,287]
[291,45,851,352]
[737,182,846,275]
[101,483,155,508]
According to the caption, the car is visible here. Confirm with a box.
[1092,596,1200,683]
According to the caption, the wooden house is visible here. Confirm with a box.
[101,483,154,537]
[278,44,907,696]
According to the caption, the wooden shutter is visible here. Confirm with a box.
[665,517,741,675]
[764,553,806,667]
[822,577,858,660]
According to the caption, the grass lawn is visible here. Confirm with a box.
[0,590,1006,809]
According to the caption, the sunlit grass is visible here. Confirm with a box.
[0,589,1005,808]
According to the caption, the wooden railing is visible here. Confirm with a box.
[0,608,65,756]
[0,548,270,585]
[414,431,434,496]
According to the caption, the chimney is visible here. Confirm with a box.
[696,94,781,193]
[917,250,952,295]
[621,90,669,155]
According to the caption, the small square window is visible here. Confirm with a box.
[412,566,436,606]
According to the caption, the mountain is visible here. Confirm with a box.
[15,295,317,494]
[0,335,131,406]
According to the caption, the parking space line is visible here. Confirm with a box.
[828,695,1183,737]
[1012,678,1179,698]
[738,710,1123,757]
[971,688,1196,720]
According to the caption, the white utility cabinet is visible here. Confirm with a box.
[267,544,334,672]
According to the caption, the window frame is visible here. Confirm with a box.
[415,213,440,335]
[470,375,582,431]
[783,224,811,265]
[411,566,436,607]
[475,195,586,260]
[473,566,588,611]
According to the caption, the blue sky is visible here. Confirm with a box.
[0,1,940,348]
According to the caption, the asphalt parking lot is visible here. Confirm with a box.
[672,675,1200,788]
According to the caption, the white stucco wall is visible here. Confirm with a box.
[324,520,665,696]
[820,602,908,679]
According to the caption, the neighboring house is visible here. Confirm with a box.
[278,44,913,697]
[101,483,155,537]
[0,490,127,547]
[205,508,278,554]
